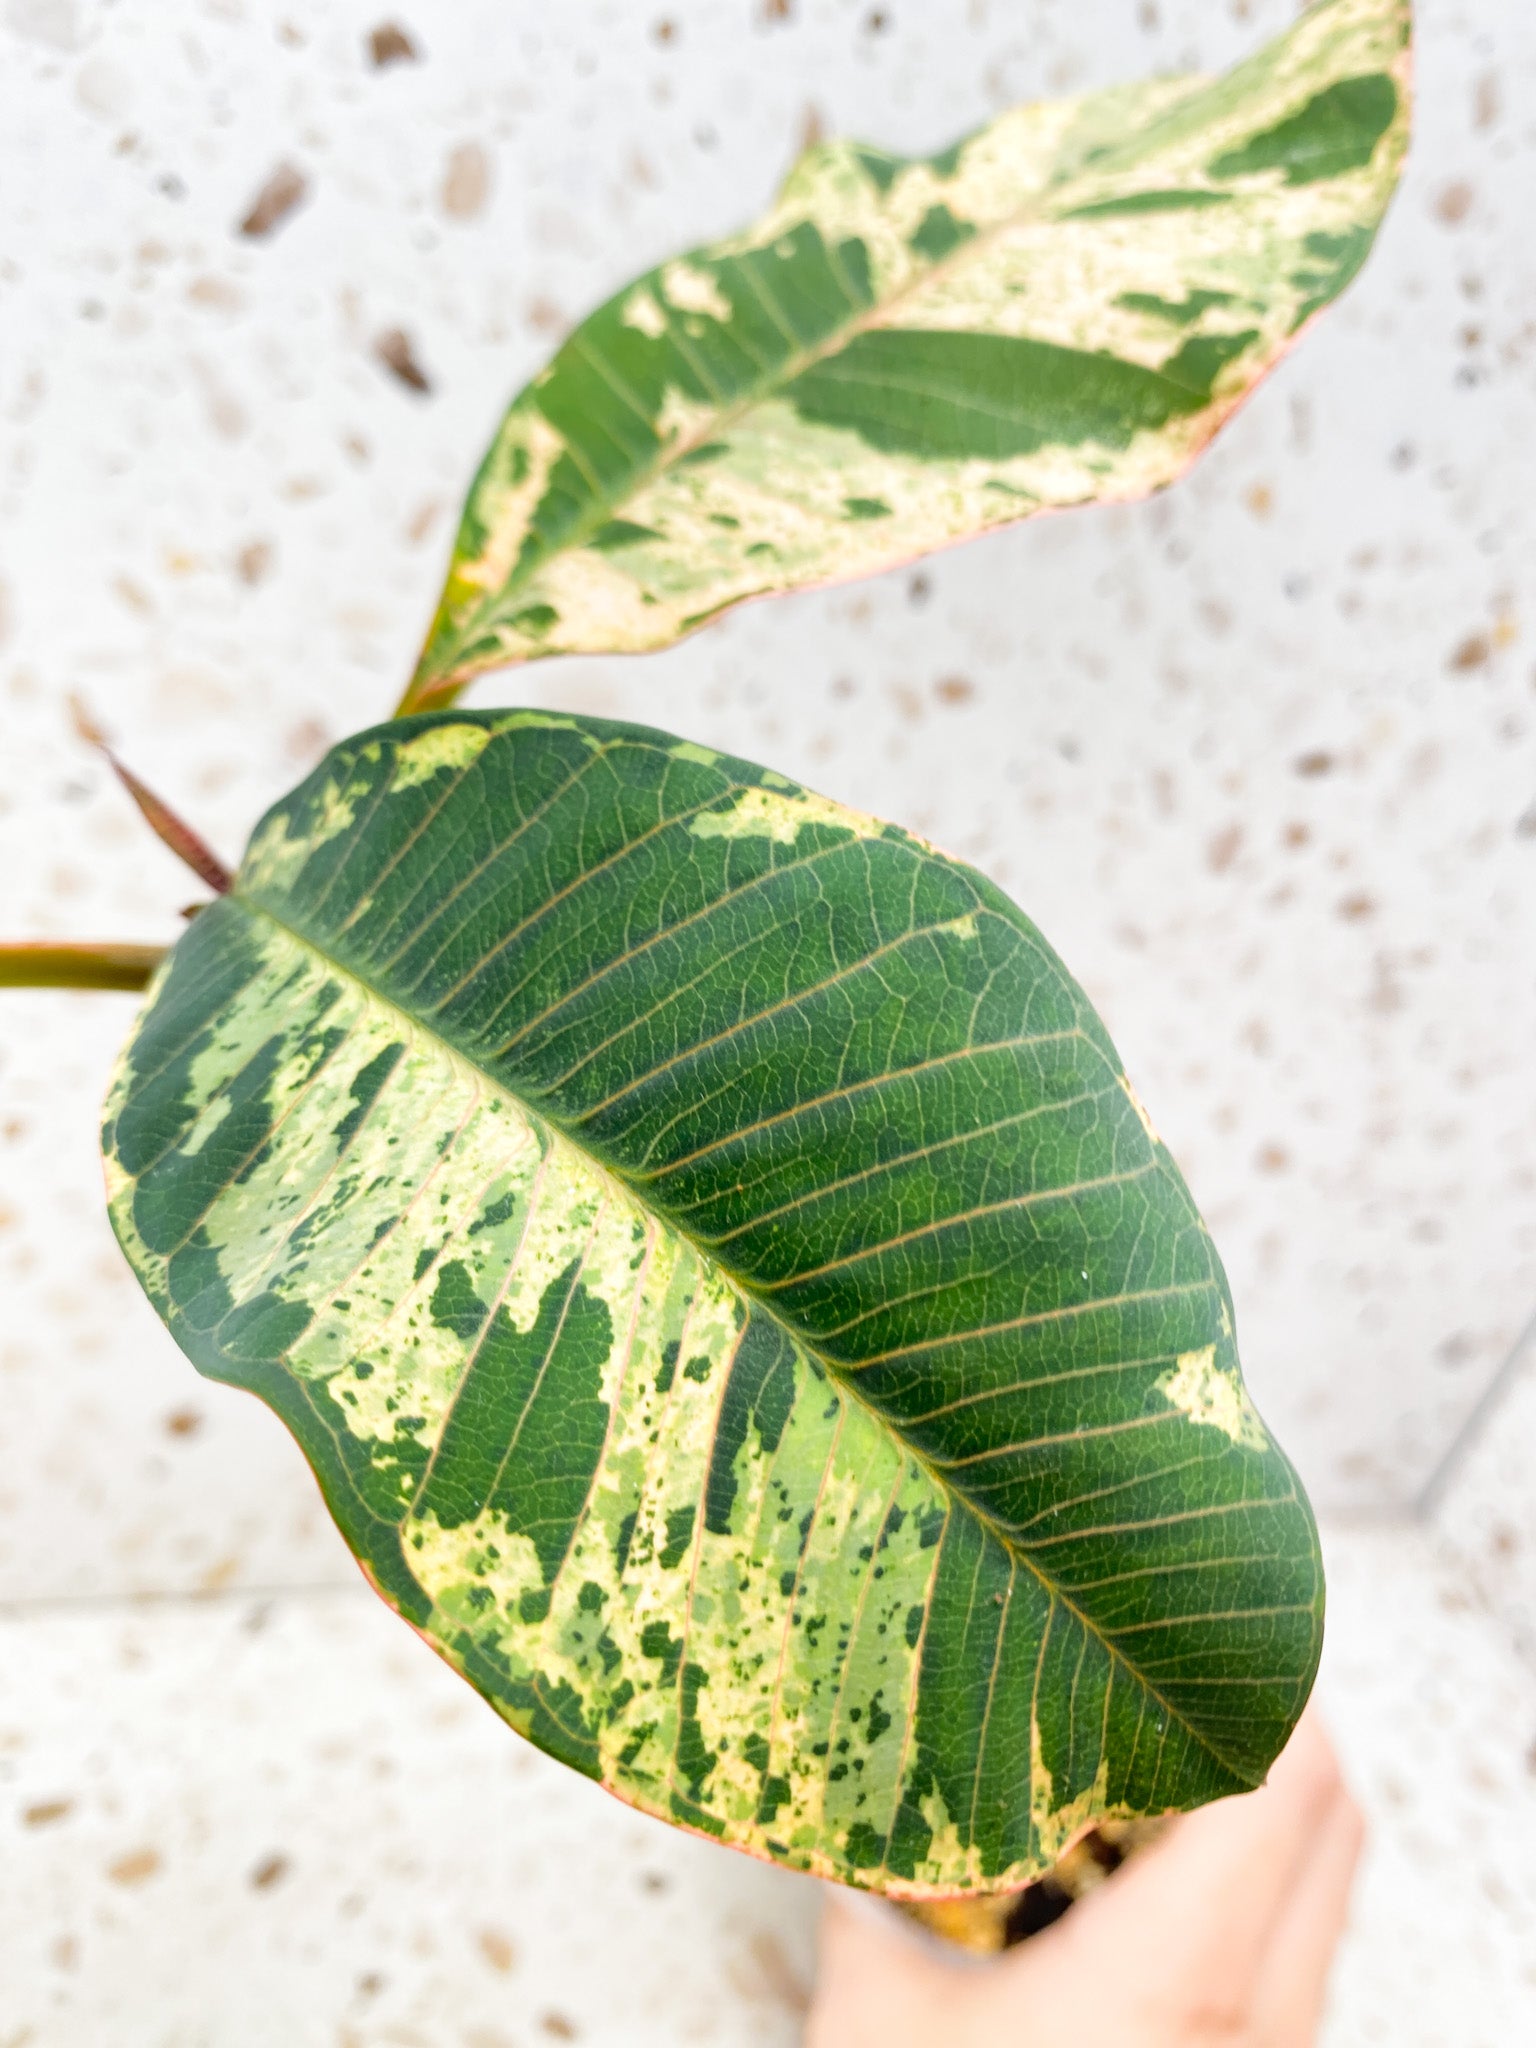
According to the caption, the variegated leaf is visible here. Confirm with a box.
[404,0,1410,709]
[104,712,1321,1896]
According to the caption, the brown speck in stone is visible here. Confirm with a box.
[442,142,491,221]
[526,297,567,336]
[1294,750,1334,778]
[368,22,419,67]
[251,1853,289,1890]
[193,359,249,442]
[1473,72,1500,130]
[1436,1331,1476,1368]
[865,9,889,30]
[907,572,930,607]
[1367,956,1404,1015]
[477,1928,517,1973]
[653,18,676,41]
[405,499,442,545]
[1206,823,1243,874]
[540,2016,579,2041]
[1337,893,1375,922]
[238,162,309,239]
[1449,633,1490,672]
[935,675,974,705]
[357,1972,385,1998]
[1256,1143,1289,1174]
[639,1869,670,1893]
[108,1848,162,1886]
[165,1408,202,1438]
[1245,482,1273,520]
[24,1798,73,1827]
[53,1934,78,1971]
[1138,1,1161,25]
[374,328,432,394]
[1434,180,1474,227]
[235,540,273,587]
[830,676,856,700]
[198,1556,241,1595]
[1282,821,1310,849]
[1516,804,1536,840]
[763,0,794,20]
[113,575,154,616]
[799,103,825,152]
[1492,1524,1520,1558]
[285,719,331,765]
[187,276,243,312]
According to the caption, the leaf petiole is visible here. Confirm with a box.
[0,942,167,992]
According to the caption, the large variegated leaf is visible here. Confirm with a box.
[404,0,1410,708]
[103,712,1321,1896]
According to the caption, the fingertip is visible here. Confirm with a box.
[1265,1704,1346,1808]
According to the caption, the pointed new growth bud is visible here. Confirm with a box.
[70,699,234,897]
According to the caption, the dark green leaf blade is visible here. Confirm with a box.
[103,712,1322,1894]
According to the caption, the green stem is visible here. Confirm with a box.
[0,942,167,992]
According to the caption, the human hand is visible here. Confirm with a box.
[806,1707,1364,2048]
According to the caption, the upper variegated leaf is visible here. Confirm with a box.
[103,711,1321,1896]
[405,0,1410,708]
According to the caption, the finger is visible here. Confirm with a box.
[1052,1708,1345,2009]
[1251,1784,1366,2047]
[806,1895,973,2048]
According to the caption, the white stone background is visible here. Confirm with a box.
[1,1,1533,2041]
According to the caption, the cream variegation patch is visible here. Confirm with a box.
[660,260,733,324]
[688,785,883,846]
[621,286,668,338]
[390,722,495,789]
[1029,1713,1124,1865]
[1157,1344,1271,1451]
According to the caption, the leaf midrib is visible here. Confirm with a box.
[237,884,1275,1785]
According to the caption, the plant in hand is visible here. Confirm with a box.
[2,0,1408,1938]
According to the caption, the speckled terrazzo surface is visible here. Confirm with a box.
[1,1,1534,2039]
[2,1524,1533,2045]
